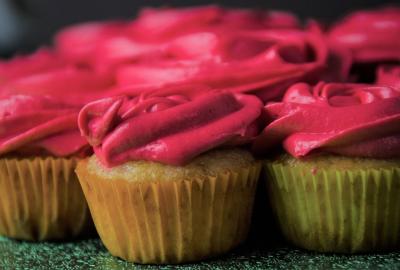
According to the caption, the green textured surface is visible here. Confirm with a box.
[1,237,400,270]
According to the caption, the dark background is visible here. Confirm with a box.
[1,0,398,57]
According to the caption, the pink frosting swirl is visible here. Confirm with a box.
[54,6,299,70]
[78,90,263,167]
[0,95,88,157]
[129,5,300,41]
[376,65,400,89]
[328,7,400,63]
[0,49,64,83]
[52,7,349,104]
[0,45,114,106]
[55,21,129,66]
[0,66,114,106]
[253,82,400,159]
[115,28,351,103]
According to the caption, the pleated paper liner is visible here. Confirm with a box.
[0,157,94,241]
[264,160,400,253]
[76,159,261,264]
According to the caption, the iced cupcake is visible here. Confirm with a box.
[0,95,93,241]
[254,82,400,253]
[76,90,262,263]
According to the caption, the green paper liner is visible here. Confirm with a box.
[0,157,93,241]
[264,160,400,253]
[76,159,261,264]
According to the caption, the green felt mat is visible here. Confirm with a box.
[1,237,400,270]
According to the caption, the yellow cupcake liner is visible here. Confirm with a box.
[265,161,400,253]
[0,157,93,241]
[76,161,261,264]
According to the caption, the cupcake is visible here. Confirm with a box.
[0,95,94,241]
[76,90,262,263]
[253,82,400,253]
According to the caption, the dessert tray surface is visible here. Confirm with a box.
[1,237,399,270]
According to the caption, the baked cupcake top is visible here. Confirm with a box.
[0,95,88,157]
[253,82,400,159]
[85,148,256,182]
[376,65,400,90]
[328,7,400,63]
[78,90,263,167]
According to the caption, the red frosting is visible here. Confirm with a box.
[328,7,400,63]
[52,6,350,104]
[54,6,299,70]
[55,21,129,66]
[0,66,114,106]
[78,90,263,166]
[0,95,88,157]
[253,82,400,159]
[0,49,64,83]
[115,28,351,102]
[376,65,400,89]
[5,6,397,162]
[129,5,300,42]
